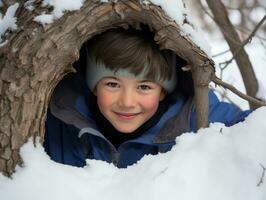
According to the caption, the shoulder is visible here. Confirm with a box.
[207,89,252,126]
[189,90,252,130]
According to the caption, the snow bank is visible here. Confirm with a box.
[1,107,266,200]
[0,3,19,46]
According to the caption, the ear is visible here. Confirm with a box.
[92,86,98,96]
[159,89,166,101]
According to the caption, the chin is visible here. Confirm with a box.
[115,126,138,134]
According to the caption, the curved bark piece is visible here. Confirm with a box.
[0,0,214,175]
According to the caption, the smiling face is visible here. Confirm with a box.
[94,76,165,133]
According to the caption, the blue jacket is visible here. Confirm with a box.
[44,74,251,168]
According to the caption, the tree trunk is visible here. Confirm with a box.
[0,0,214,176]
[205,0,259,109]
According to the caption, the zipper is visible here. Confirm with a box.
[79,127,121,166]
[111,151,120,166]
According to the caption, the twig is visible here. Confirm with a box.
[259,39,266,51]
[212,49,230,58]
[236,15,266,53]
[257,164,266,187]
[199,0,213,20]
[235,26,266,41]
[212,76,266,107]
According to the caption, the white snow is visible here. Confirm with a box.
[24,0,35,11]
[0,3,19,46]
[256,80,266,102]
[34,14,54,25]
[1,107,266,200]
[33,0,84,25]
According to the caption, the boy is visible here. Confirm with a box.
[45,28,250,168]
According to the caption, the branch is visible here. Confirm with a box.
[206,0,259,109]
[214,15,266,59]
[219,15,266,70]
[212,76,266,107]
[241,14,266,47]
[212,49,230,58]
[198,0,213,20]
[235,26,266,41]
[257,164,266,187]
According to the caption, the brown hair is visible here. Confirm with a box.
[86,28,175,82]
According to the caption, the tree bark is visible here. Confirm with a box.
[205,0,259,109]
[0,0,214,176]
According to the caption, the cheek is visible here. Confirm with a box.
[96,91,113,112]
[141,95,160,114]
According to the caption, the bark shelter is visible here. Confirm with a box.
[0,0,214,176]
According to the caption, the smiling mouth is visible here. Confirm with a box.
[114,112,140,120]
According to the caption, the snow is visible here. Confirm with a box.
[34,14,54,25]
[24,0,35,11]
[0,3,19,46]
[33,0,84,25]
[1,107,266,200]
[256,80,266,102]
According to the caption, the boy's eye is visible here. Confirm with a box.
[106,82,119,88]
[138,84,152,90]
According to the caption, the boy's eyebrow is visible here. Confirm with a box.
[103,76,119,80]
[103,76,154,83]
[139,79,154,83]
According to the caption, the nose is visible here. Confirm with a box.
[117,89,136,108]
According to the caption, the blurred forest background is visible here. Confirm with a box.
[186,0,266,109]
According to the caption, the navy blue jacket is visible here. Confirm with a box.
[44,74,251,168]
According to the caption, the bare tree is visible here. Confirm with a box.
[186,0,266,109]
[187,0,266,39]
[206,0,266,109]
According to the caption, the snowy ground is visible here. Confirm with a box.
[1,107,266,200]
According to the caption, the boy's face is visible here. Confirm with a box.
[94,76,165,133]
